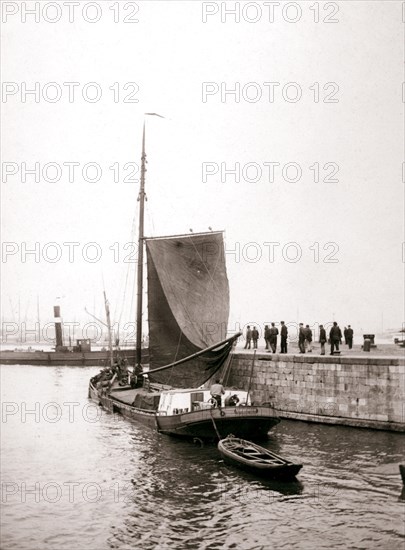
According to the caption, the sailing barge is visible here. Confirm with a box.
[89,232,280,440]
[89,120,280,440]
[89,371,279,440]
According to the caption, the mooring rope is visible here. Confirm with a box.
[210,408,222,440]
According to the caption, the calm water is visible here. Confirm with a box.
[1,365,404,550]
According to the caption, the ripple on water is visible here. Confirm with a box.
[1,366,404,550]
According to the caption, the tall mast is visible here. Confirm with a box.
[103,291,114,368]
[135,123,146,367]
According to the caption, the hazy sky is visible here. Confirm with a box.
[1,1,403,341]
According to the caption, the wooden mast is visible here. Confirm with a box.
[135,123,146,368]
[103,291,114,368]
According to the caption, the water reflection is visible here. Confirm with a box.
[1,365,404,550]
[216,462,304,497]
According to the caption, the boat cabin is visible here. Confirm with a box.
[55,338,92,353]
[73,339,92,352]
[157,388,251,416]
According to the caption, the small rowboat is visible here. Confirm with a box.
[218,436,302,480]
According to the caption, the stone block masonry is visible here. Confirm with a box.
[227,353,405,432]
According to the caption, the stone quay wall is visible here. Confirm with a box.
[227,353,405,432]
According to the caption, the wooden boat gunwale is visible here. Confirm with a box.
[218,436,302,478]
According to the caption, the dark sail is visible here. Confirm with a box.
[146,335,239,388]
[145,231,231,387]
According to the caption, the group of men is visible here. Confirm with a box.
[95,358,144,392]
[243,322,354,356]
[244,322,289,353]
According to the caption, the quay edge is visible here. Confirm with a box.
[228,351,405,433]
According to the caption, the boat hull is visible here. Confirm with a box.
[157,406,279,440]
[218,438,302,479]
[0,349,145,366]
[89,383,280,440]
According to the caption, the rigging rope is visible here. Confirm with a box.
[223,351,235,387]
[108,203,140,353]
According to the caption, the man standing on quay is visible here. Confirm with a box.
[319,324,327,355]
[264,325,271,350]
[305,324,313,353]
[269,322,279,353]
[252,326,259,349]
[244,326,252,349]
[329,322,342,355]
[280,321,288,354]
[346,325,354,349]
[298,323,306,353]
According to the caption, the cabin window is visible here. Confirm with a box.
[191,392,204,402]
[191,392,205,411]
